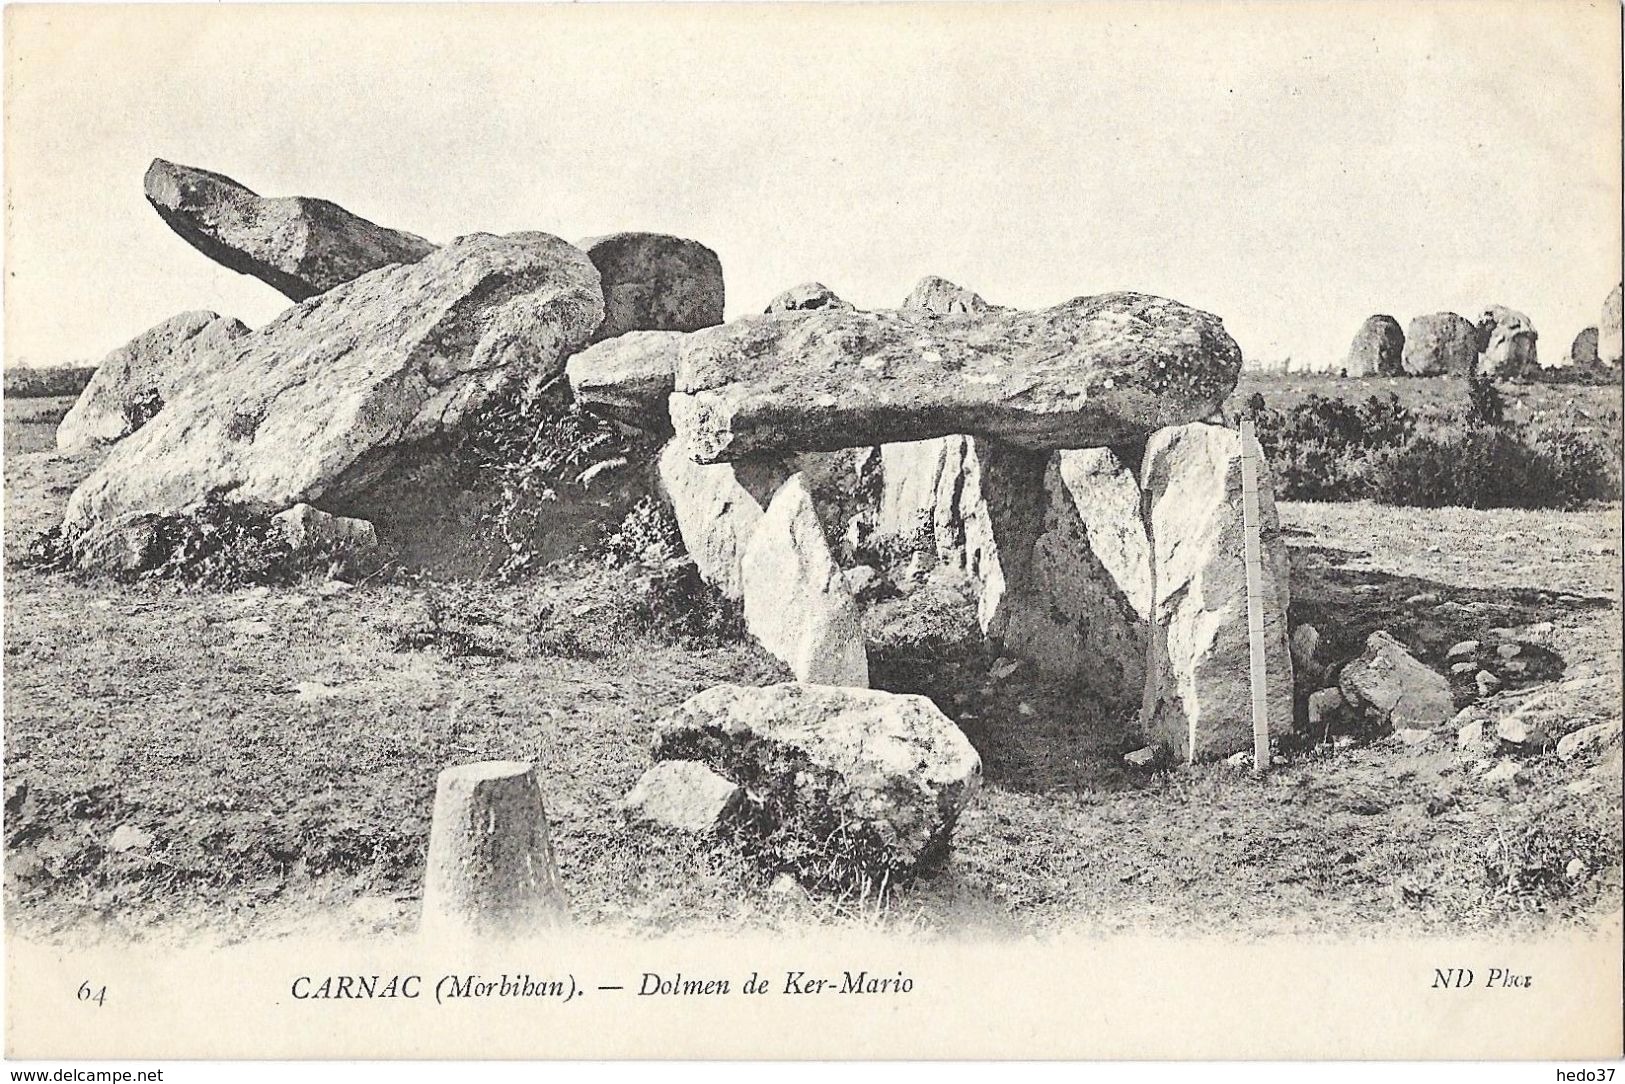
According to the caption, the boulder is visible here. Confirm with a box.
[619,761,743,832]
[1402,313,1479,376]
[144,158,436,302]
[70,514,166,574]
[652,682,982,874]
[741,473,868,686]
[670,292,1243,462]
[1140,422,1293,761]
[1557,720,1622,761]
[764,282,852,314]
[567,330,680,428]
[1344,315,1405,377]
[578,233,724,342]
[1338,631,1454,730]
[63,232,603,535]
[57,312,251,453]
[271,503,378,551]
[1601,283,1623,367]
[1001,447,1150,706]
[1476,305,1539,378]
[901,275,996,315]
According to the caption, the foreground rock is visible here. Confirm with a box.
[1402,313,1479,376]
[579,233,724,341]
[902,275,996,315]
[567,330,681,428]
[653,683,981,876]
[1476,305,1539,378]
[57,311,250,453]
[1601,283,1623,368]
[144,159,436,302]
[672,291,1243,462]
[619,761,743,832]
[1338,631,1454,730]
[64,232,603,534]
[271,504,377,551]
[1345,315,1405,377]
[1141,423,1293,761]
[764,282,852,314]
[741,474,869,686]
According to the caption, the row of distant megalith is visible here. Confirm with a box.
[1344,290,1622,379]
[58,157,1293,769]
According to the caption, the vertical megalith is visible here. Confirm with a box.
[421,761,568,938]
[960,439,1050,643]
[1140,423,1294,762]
[1002,447,1150,710]
[742,473,869,686]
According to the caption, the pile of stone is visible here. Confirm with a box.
[55,159,726,569]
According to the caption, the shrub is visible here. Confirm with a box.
[453,381,656,580]
[1465,374,1507,427]
[601,497,745,645]
[1362,423,1615,510]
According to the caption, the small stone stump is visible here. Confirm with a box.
[421,761,567,939]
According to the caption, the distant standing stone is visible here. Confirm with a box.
[764,282,853,314]
[144,159,437,301]
[1475,305,1539,379]
[1570,327,1600,368]
[578,232,725,342]
[901,275,996,315]
[1345,315,1405,377]
[421,761,567,938]
[1402,313,1479,376]
[1600,283,1623,367]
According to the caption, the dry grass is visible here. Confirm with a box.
[4,398,1621,945]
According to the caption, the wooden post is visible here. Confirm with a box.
[421,761,568,938]
[1239,416,1271,773]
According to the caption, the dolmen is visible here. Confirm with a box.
[571,278,1295,763]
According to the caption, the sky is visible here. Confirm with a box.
[4,2,1621,370]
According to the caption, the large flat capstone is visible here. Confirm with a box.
[668,291,1242,462]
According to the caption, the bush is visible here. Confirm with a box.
[601,497,745,645]
[453,381,657,580]
[1250,383,1618,509]
[1362,423,1615,510]
[20,497,375,588]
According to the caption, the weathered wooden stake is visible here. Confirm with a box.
[1239,416,1271,773]
[421,760,568,938]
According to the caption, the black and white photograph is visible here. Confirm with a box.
[2,0,1621,1067]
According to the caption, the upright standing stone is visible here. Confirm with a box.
[1570,327,1600,369]
[579,232,725,342]
[1002,447,1150,707]
[421,761,567,938]
[1402,313,1479,376]
[656,441,787,600]
[144,158,437,301]
[1141,423,1293,762]
[742,474,869,686]
[1344,315,1405,377]
[57,311,250,453]
[1476,305,1539,379]
[1600,283,1623,368]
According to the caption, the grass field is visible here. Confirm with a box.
[4,392,1621,946]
